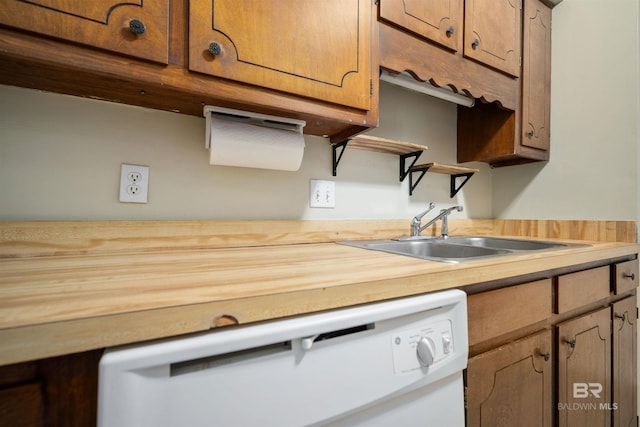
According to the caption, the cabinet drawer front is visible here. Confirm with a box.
[556,266,610,313]
[613,259,639,294]
[467,279,552,346]
[0,0,169,64]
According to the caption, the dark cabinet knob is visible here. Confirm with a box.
[565,338,576,349]
[208,42,222,56]
[129,19,146,35]
[446,26,455,37]
[527,130,535,137]
[472,38,480,49]
[538,350,550,361]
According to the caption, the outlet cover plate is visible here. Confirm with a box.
[119,164,149,203]
[310,179,335,208]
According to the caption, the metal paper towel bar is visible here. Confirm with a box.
[203,106,306,149]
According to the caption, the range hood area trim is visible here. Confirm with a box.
[379,70,475,107]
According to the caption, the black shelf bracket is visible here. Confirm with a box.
[450,172,475,198]
[408,166,430,196]
[332,140,349,176]
[409,168,476,197]
[399,151,423,182]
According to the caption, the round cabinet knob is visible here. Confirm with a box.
[208,42,222,56]
[472,38,480,49]
[446,26,455,37]
[416,337,435,368]
[129,19,146,35]
[527,129,535,137]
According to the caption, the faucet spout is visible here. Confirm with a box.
[411,205,463,238]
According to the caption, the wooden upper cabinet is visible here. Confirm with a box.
[463,0,522,77]
[0,0,169,64]
[379,0,463,52]
[189,0,372,111]
[522,0,551,150]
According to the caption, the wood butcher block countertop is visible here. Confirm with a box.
[0,219,638,366]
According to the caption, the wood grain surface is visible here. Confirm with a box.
[0,219,637,365]
[1,219,635,258]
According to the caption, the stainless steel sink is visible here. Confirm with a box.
[363,240,508,260]
[445,236,568,251]
[338,236,587,264]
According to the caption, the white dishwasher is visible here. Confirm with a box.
[98,289,468,427]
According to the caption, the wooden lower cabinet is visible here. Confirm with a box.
[0,350,101,427]
[557,307,612,427]
[466,329,553,427]
[466,261,638,427]
[612,296,637,427]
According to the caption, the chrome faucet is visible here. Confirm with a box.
[410,204,463,239]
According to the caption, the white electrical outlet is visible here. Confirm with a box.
[309,179,335,208]
[119,164,149,203]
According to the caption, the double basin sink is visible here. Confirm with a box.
[338,236,587,264]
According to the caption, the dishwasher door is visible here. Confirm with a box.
[98,289,468,427]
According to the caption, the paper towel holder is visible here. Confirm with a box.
[203,105,306,150]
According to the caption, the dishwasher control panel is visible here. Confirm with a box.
[391,319,454,374]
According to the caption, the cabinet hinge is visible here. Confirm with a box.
[636,307,639,319]
[370,79,374,97]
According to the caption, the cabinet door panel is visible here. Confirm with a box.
[522,0,551,150]
[466,330,552,427]
[612,296,637,427]
[0,0,169,63]
[557,307,612,427]
[0,383,43,427]
[464,0,521,77]
[189,0,372,110]
[379,0,463,51]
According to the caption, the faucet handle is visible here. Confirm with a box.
[413,202,436,222]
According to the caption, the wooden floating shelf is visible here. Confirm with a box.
[412,162,479,175]
[331,134,428,179]
[330,136,476,198]
[409,162,479,197]
[346,135,429,155]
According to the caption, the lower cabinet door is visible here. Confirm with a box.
[466,329,553,427]
[612,295,637,427]
[557,307,612,427]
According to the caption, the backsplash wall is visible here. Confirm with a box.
[0,82,491,221]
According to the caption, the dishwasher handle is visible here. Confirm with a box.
[301,335,320,350]
[300,323,374,351]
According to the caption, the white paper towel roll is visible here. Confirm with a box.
[204,106,306,171]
